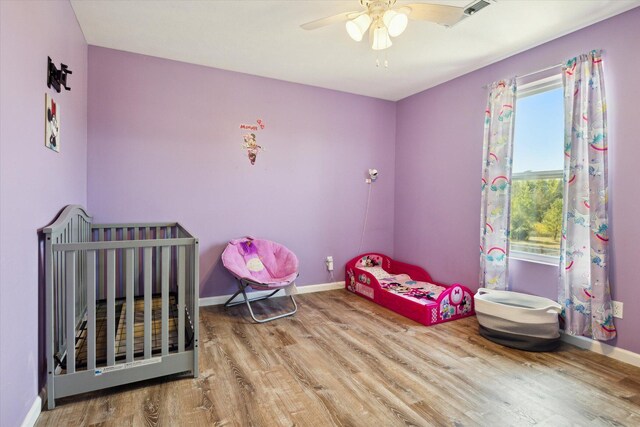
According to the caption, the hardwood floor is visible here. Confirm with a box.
[38,289,640,426]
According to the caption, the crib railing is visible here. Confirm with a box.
[91,223,192,299]
[44,206,199,408]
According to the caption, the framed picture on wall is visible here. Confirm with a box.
[45,93,60,152]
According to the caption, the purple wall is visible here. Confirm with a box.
[1,4,638,424]
[394,8,640,354]
[0,2,87,426]
[87,47,396,298]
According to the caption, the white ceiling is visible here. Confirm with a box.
[70,0,639,101]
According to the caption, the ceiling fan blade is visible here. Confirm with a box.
[300,11,362,30]
[400,3,465,26]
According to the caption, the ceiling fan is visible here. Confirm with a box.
[301,0,492,51]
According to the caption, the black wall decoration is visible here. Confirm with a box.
[47,56,72,92]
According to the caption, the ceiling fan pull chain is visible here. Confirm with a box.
[375,53,389,68]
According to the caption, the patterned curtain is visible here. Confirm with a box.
[559,50,616,340]
[480,79,516,290]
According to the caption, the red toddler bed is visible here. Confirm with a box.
[345,253,475,326]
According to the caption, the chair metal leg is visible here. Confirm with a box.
[223,289,243,307]
[224,288,280,307]
[224,279,298,323]
[242,288,298,323]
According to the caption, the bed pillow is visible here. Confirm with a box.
[360,266,392,281]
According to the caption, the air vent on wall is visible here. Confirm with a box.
[464,0,492,17]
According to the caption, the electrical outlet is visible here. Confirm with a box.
[325,256,334,271]
[612,300,623,319]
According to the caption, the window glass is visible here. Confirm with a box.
[510,85,563,260]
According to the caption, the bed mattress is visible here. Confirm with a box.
[361,266,446,305]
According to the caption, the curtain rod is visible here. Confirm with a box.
[482,49,605,89]
[516,62,563,80]
[481,63,562,89]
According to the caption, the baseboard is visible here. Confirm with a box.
[561,332,640,368]
[20,395,41,427]
[199,281,345,307]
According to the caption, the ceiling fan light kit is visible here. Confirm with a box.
[372,25,392,50]
[344,1,408,50]
[346,13,372,42]
[302,0,494,53]
[382,9,408,37]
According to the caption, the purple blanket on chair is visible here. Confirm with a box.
[221,237,299,288]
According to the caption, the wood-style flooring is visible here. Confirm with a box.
[37,289,640,426]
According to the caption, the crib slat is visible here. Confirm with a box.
[87,250,96,370]
[192,239,200,376]
[125,248,134,363]
[144,247,152,359]
[80,234,85,317]
[97,226,104,300]
[56,247,62,348]
[120,227,126,299]
[76,225,80,315]
[118,227,123,299]
[184,247,189,325]
[134,227,140,295]
[61,250,66,343]
[155,227,161,294]
[161,246,169,356]
[107,249,116,366]
[65,251,76,374]
[76,221,82,319]
[85,223,89,305]
[166,227,173,286]
[62,230,68,349]
[178,246,185,352]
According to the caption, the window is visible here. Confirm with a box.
[509,75,563,264]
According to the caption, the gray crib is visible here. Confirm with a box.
[43,205,199,409]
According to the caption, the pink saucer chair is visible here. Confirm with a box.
[221,237,299,323]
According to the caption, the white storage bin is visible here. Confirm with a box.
[474,288,562,351]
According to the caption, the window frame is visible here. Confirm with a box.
[509,73,564,266]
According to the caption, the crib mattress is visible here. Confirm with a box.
[73,294,183,370]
